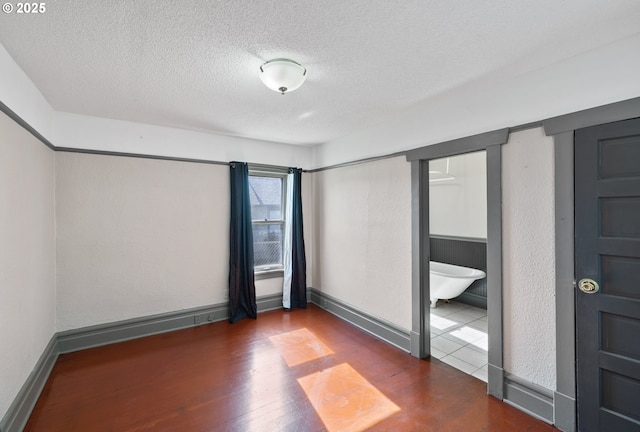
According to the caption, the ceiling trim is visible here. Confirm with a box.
[0,98,303,171]
[6,94,640,172]
[0,99,55,150]
[307,151,408,173]
[55,147,230,167]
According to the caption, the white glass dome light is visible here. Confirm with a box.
[259,59,307,95]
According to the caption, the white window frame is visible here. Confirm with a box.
[248,168,288,278]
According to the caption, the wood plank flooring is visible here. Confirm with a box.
[25,305,557,431]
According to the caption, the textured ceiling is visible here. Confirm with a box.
[1,0,639,146]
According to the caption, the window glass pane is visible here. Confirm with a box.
[253,223,283,267]
[249,176,282,221]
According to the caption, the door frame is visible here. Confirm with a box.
[406,128,509,398]
[543,97,640,432]
[406,96,640,432]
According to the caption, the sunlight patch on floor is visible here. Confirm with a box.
[430,316,458,331]
[448,326,486,345]
[297,363,400,432]
[269,328,334,367]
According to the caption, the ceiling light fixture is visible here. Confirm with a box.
[259,59,307,95]
[429,158,455,182]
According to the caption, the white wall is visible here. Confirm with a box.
[0,44,54,140]
[55,152,314,331]
[55,153,230,330]
[53,112,313,169]
[502,127,556,390]
[313,156,412,330]
[429,151,487,239]
[302,172,314,289]
[0,112,56,420]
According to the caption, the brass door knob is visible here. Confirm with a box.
[578,278,599,294]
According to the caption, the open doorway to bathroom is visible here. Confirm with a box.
[407,129,506,398]
[428,151,488,382]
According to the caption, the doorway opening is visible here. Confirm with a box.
[428,151,488,381]
[407,128,507,398]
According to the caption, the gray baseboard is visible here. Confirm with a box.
[1,291,564,432]
[257,293,285,312]
[57,303,227,353]
[1,294,283,431]
[554,391,576,432]
[309,288,411,352]
[455,292,487,309]
[488,364,504,399]
[503,373,554,424]
[58,294,283,354]
[0,335,58,432]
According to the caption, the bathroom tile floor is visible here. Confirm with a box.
[430,300,488,382]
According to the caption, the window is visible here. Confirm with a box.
[248,171,287,273]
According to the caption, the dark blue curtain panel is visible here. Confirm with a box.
[289,168,307,309]
[228,162,257,323]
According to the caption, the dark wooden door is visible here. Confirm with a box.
[575,117,640,431]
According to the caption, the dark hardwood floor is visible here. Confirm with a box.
[25,305,557,431]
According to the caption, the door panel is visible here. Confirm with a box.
[601,255,640,299]
[599,136,640,179]
[575,117,640,431]
[601,197,640,237]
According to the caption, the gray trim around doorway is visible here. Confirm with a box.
[406,128,508,400]
[542,95,640,432]
[553,132,576,432]
[410,159,430,358]
[486,143,504,399]
[406,128,509,161]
